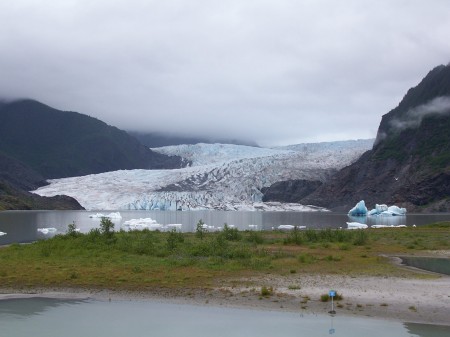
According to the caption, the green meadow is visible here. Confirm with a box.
[0,220,448,291]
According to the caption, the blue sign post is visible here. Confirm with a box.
[328,290,336,315]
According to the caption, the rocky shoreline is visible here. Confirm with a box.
[2,274,449,326]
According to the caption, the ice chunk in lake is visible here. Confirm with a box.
[368,204,406,216]
[165,224,183,231]
[37,227,57,235]
[122,218,163,231]
[277,225,306,230]
[348,200,368,216]
[346,222,368,229]
[89,212,122,219]
[368,204,388,215]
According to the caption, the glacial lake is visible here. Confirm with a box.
[1,297,449,337]
[1,210,450,245]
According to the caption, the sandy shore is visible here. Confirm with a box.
[1,273,449,326]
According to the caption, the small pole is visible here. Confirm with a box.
[328,290,336,315]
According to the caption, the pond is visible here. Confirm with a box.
[400,256,450,275]
[1,297,449,337]
[1,210,450,245]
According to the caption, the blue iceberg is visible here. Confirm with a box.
[348,200,368,216]
[369,204,406,216]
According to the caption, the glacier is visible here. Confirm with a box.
[33,140,373,211]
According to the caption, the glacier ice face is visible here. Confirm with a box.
[348,200,368,216]
[33,140,373,211]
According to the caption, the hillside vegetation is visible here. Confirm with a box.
[301,64,450,212]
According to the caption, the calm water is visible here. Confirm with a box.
[0,298,449,337]
[401,257,450,275]
[1,210,450,245]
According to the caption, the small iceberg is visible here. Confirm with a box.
[122,218,162,231]
[346,222,368,230]
[37,227,58,235]
[368,204,406,216]
[277,225,306,230]
[0,231,7,236]
[371,224,407,229]
[348,200,368,216]
[201,224,217,231]
[165,224,183,231]
[89,212,122,219]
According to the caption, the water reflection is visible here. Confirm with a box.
[0,297,87,318]
[1,298,449,337]
[404,322,450,337]
[401,257,450,275]
[347,215,407,227]
[1,210,450,245]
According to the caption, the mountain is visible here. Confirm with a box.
[0,179,83,211]
[261,180,323,203]
[33,141,372,211]
[0,99,185,179]
[300,64,450,212]
[0,153,83,210]
[0,99,187,210]
[128,131,259,148]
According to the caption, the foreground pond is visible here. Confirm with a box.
[0,297,449,337]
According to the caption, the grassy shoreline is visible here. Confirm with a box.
[1,221,448,291]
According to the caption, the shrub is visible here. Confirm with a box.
[261,286,273,297]
[284,226,303,245]
[67,222,79,237]
[100,217,114,237]
[353,230,368,246]
[245,230,264,244]
[166,228,184,251]
[320,294,329,302]
[221,223,241,241]
[195,219,206,240]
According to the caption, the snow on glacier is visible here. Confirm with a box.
[33,140,373,211]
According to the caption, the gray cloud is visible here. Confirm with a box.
[1,0,450,146]
[390,96,450,131]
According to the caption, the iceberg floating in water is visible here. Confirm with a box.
[348,200,368,216]
[368,204,406,216]
[89,212,122,219]
[277,225,306,230]
[37,227,58,235]
[350,201,407,217]
[346,222,368,230]
[122,218,163,231]
[371,224,407,228]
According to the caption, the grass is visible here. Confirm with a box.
[0,222,448,291]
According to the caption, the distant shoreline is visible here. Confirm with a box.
[2,273,450,326]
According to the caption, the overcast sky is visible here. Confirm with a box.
[1,1,449,146]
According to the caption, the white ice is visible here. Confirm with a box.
[368,204,406,216]
[89,212,122,219]
[346,222,368,229]
[37,227,57,235]
[277,225,307,230]
[33,140,373,211]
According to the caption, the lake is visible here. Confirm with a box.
[1,210,450,245]
[0,297,449,337]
